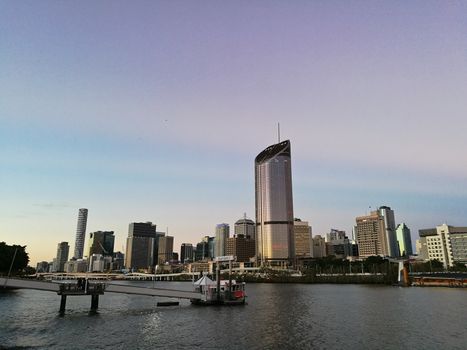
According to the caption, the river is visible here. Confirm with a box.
[0,282,466,349]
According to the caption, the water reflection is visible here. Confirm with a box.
[0,283,466,349]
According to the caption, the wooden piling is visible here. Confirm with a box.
[59,295,67,313]
[91,294,99,311]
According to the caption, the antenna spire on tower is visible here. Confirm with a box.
[277,122,281,143]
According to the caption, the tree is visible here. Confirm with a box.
[0,242,30,274]
[430,259,444,270]
[450,262,467,272]
[362,256,386,274]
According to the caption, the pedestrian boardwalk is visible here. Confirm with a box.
[1,277,59,292]
[0,277,204,300]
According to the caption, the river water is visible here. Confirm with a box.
[0,282,466,349]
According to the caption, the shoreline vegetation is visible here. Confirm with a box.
[169,272,392,285]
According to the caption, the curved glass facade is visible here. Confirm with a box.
[255,140,294,265]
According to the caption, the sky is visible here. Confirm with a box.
[1,1,466,265]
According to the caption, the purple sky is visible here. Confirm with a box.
[1,1,467,264]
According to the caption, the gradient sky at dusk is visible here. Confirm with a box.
[1,1,466,264]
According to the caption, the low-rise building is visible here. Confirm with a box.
[64,259,88,273]
[36,261,49,273]
[418,224,467,268]
[325,229,353,258]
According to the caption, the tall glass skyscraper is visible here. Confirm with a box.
[255,140,294,266]
[125,222,158,271]
[73,208,88,259]
[215,223,230,258]
[379,206,399,258]
[396,223,413,257]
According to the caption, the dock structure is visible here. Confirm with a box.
[57,281,105,313]
[411,275,467,287]
[0,277,205,314]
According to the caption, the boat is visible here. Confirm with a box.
[191,275,246,306]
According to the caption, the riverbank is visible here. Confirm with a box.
[167,272,392,284]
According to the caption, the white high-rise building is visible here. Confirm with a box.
[73,208,88,259]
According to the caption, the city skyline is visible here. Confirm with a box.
[1,1,467,265]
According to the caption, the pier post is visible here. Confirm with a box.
[59,295,67,314]
[228,260,232,300]
[216,262,220,303]
[91,294,99,311]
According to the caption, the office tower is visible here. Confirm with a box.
[255,140,294,266]
[158,235,174,265]
[418,224,467,268]
[125,222,157,271]
[73,208,88,259]
[234,214,256,240]
[36,261,49,273]
[225,235,256,262]
[294,219,312,258]
[112,252,125,271]
[208,236,215,259]
[155,231,165,264]
[326,229,353,258]
[326,229,347,242]
[55,242,69,272]
[195,238,210,261]
[195,236,215,261]
[355,211,384,257]
[311,235,326,258]
[180,243,194,263]
[396,223,413,257]
[88,254,112,272]
[355,206,398,258]
[87,231,115,257]
[417,230,433,261]
[379,206,399,257]
[215,223,230,257]
[415,239,424,259]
